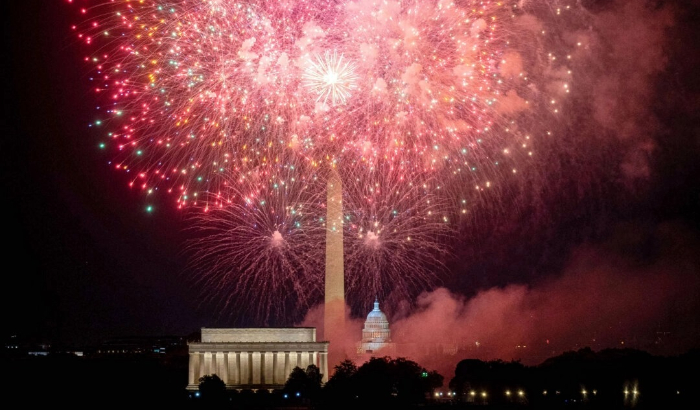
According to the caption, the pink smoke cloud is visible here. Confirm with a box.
[576,1,675,181]
[386,221,700,380]
[300,221,699,382]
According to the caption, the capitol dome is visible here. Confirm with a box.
[365,299,389,324]
[361,298,391,349]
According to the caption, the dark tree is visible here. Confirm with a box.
[324,360,358,389]
[338,356,443,408]
[284,364,323,405]
[198,373,227,404]
[322,359,359,407]
[353,356,395,404]
[424,370,445,394]
[331,359,359,380]
[284,366,309,395]
[305,363,323,399]
[391,357,431,403]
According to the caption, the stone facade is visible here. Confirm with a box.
[187,328,329,391]
[200,328,317,343]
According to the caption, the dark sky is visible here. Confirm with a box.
[2,0,700,365]
[2,0,206,345]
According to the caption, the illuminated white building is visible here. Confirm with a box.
[358,299,396,355]
[187,327,329,391]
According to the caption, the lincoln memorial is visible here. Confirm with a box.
[187,327,329,391]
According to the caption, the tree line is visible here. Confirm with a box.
[196,355,443,409]
[195,347,698,409]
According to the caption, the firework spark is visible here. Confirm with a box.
[303,51,358,106]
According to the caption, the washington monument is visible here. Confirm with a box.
[324,166,345,344]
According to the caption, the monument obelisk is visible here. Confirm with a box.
[324,166,345,345]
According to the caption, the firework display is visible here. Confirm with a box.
[70,0,578,321]
[183,161,327,322]
[342,164,455,308]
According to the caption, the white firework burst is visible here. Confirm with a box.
[303,51,358,106]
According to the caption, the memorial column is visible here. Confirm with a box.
[188,352,196,385]
[320,351,328,383]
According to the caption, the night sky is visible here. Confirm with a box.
[2,0,700,370]
[2,0,206,345]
